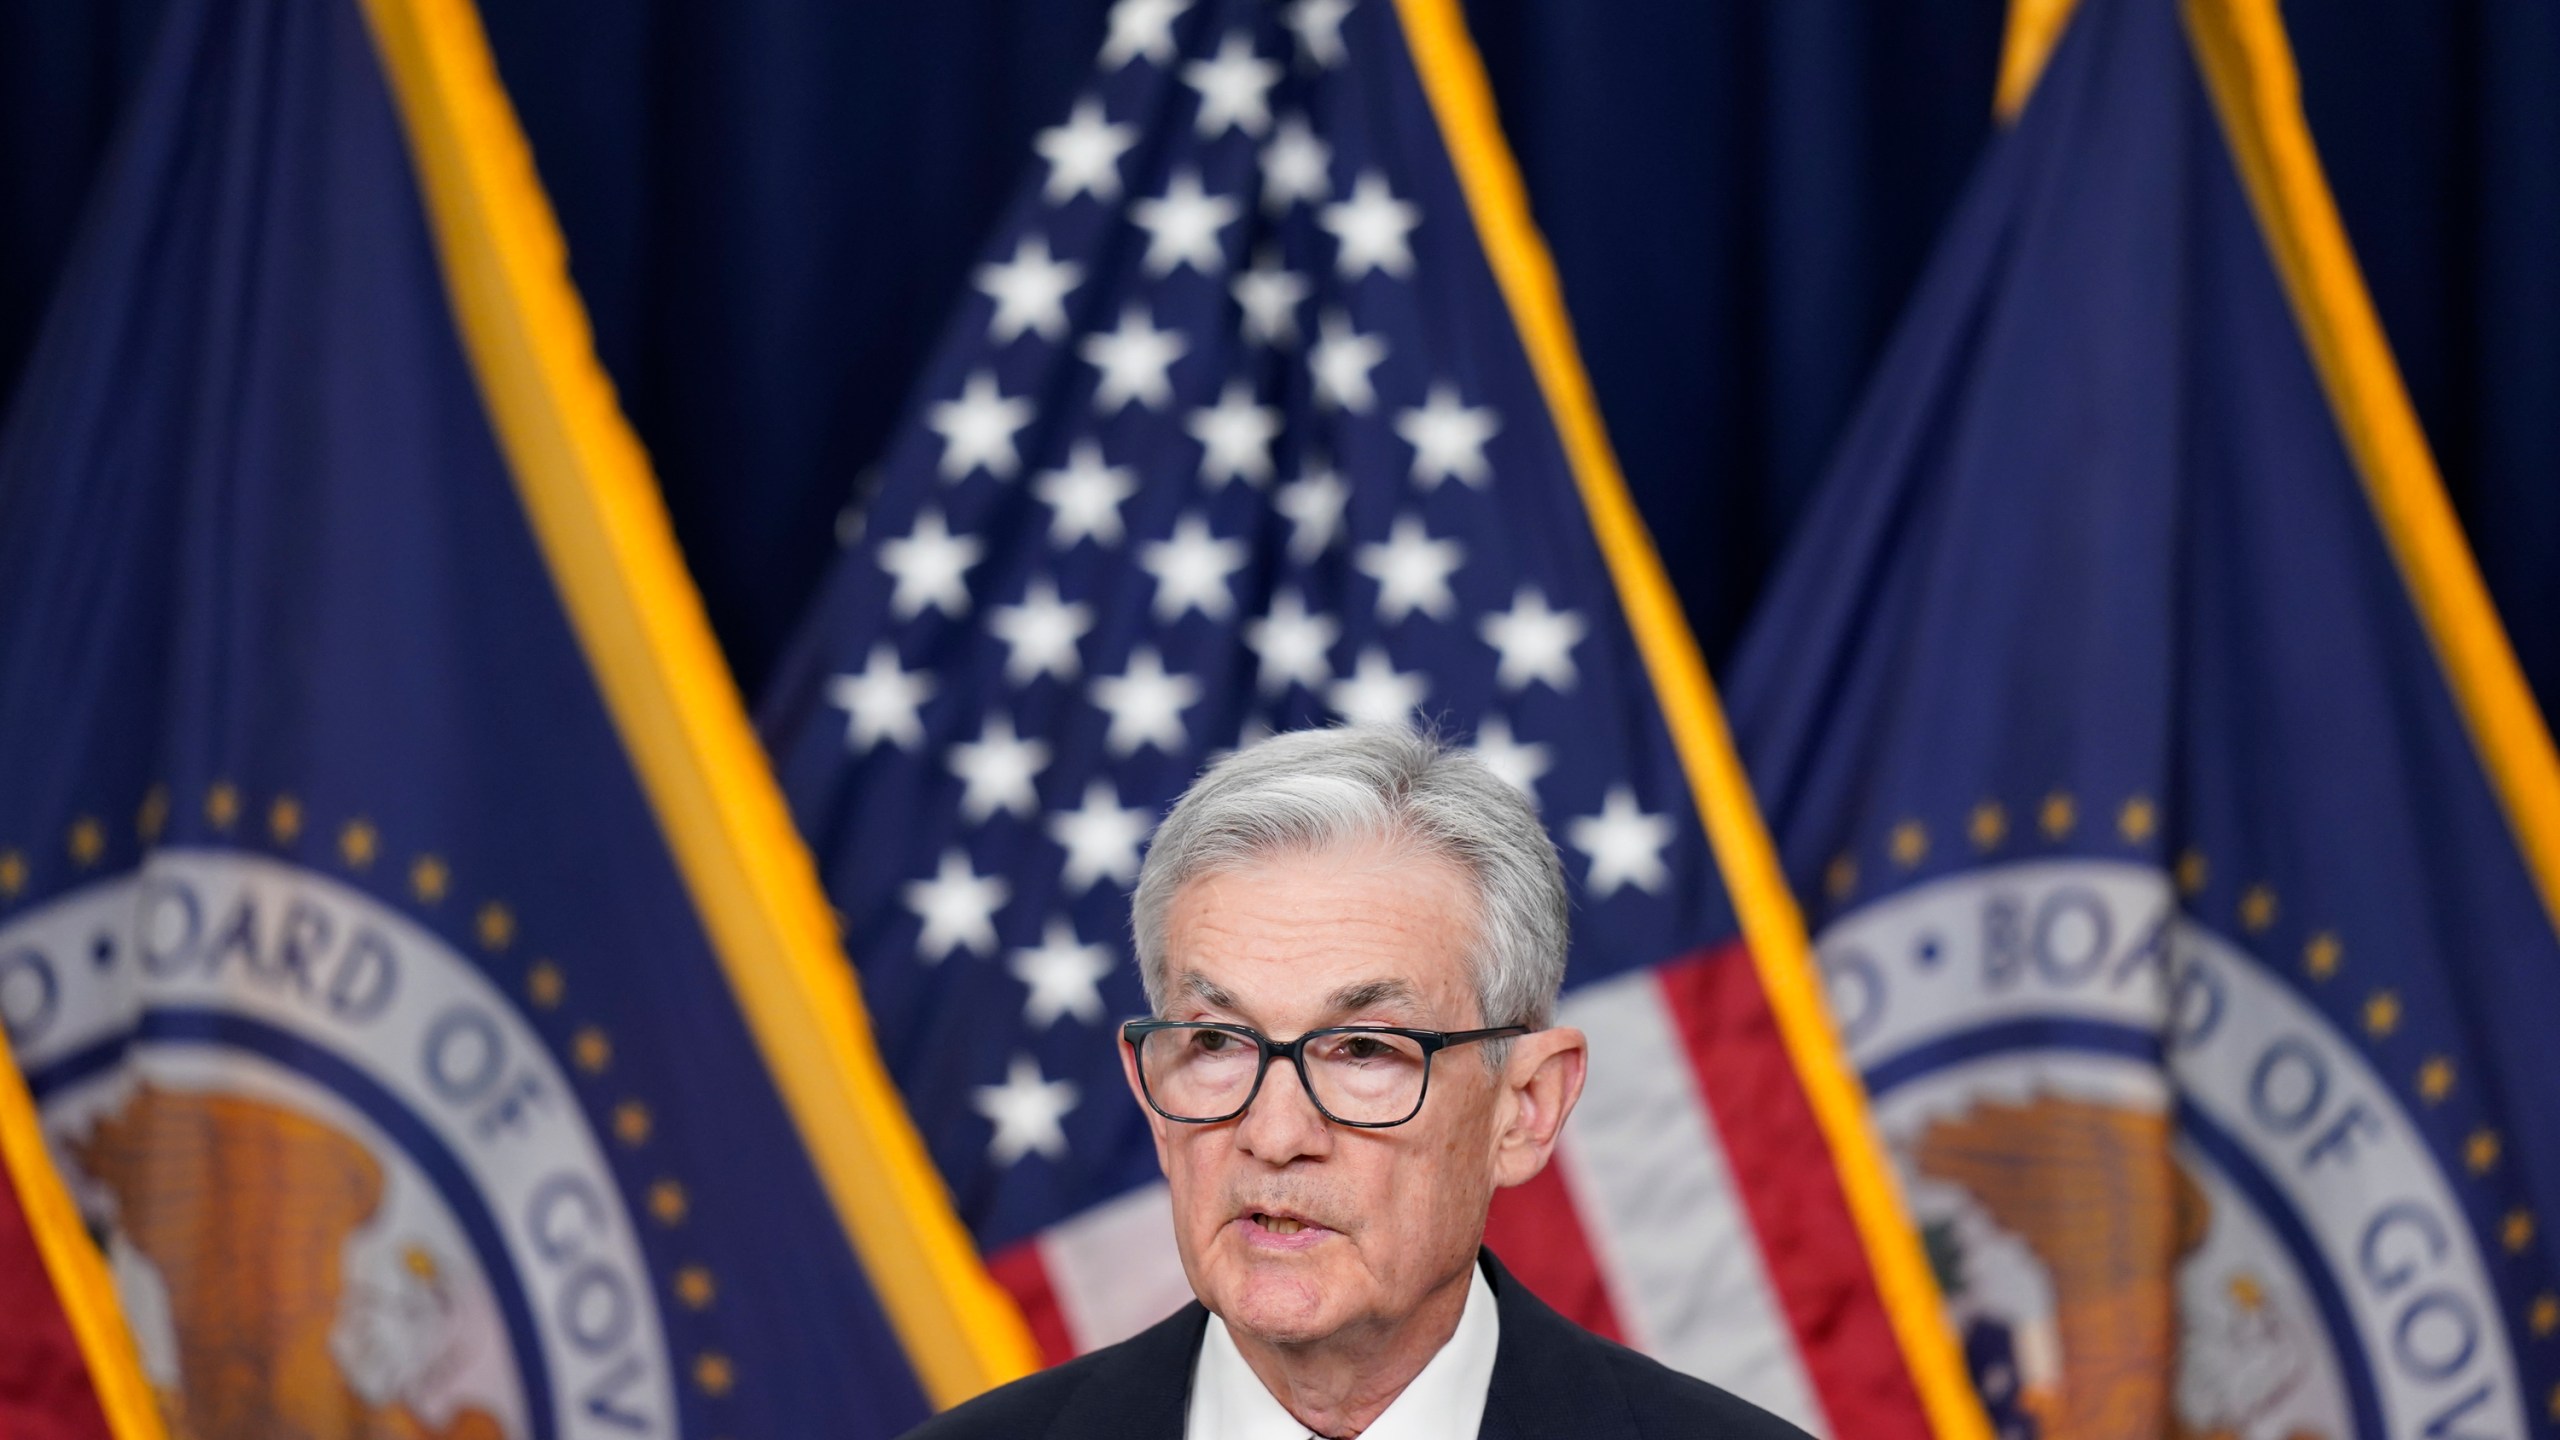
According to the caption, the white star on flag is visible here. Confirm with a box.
[1140,513,1248,621]
[1133,168,1240,277]
[974,234,1083,343]
[1099,0,1188,69]
[1480,586,1587,691]
[1183,32,1280,138]
[826,643,933,751]
[1321,170,1420,279]
[948,714,1052,822]
[1092,646,1201,755]
[1260,113,1332,213]
[1186,380,1283,487]
[1048,779,1154,891]
[927,370,1035,480]
[1310,309,1388,413]
[1356,514,1465,621]
[1329,647,1428,726]
[1568,785,1674,897]
[905,848,1010,961]
[1010,918,1116,1028]
[974,1054,1079,1165]
[1396,382,1501,488]
[1283,0,1353,68]
[1232,249,1311,347]
[879,508,983,619]
[1082,304,1189,413]
[1245,589,1340,694]
[1469,715,1553,807]
[1034,441,1138,548]
[1036,98,1138,204]
[988,576,1094,685]
[1276,465,1349,560]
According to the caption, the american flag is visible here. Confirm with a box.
[757,2,1936,1434]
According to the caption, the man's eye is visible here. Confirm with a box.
[1192,1030,1234,1053]
[1335,1036,1392,1062]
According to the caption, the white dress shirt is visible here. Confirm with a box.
[1185,1263,1500,1440]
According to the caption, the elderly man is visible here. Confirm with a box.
[911,727,1806,1439]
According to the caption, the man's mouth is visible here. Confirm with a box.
[1240,1209,1335,1245]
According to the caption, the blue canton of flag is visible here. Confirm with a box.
[1727,0,2560,1435]
[758,2,1964,1433]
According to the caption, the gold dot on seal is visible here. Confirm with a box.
[572,1026,612,1074]
[67,817,104,868]
[2417,1057,2455,1104]
[0,851,26,899]
[613,1101,653,1147]
[675,1265,717,1311]
[2504,1209,2536,1255]
[268,795,304,845]
[2362,990,2402,1038]
[2303,931,2342,981]
[2038,791,2076,840]
[2531,1292,2558,1339]
[648,1179,688,1226]
[1824,854,1858,902]
[204,782,240,831]
[2117,795,2156,844]
[526,961,565,1010]
[2175,848,2208,897]
[2546,1382,2560,1424]
[2469,1128,2504,1175]
[692,1351,734,1398]
[137,786,169,843]
[339,819,378,869]
[1967,801,2007,851]
[476,902,515,952]
[1889,820,1928,869]
[410,855,449,904]
[2239,884,2278,934]
[2226,1271,2266,1312]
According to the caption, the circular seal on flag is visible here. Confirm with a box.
[0,849,676,1440]
[1817,858,2525,1440]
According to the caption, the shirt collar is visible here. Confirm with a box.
[1186,1262,1500,1440]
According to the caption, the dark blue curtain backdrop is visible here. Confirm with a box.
[6,1,2557,709]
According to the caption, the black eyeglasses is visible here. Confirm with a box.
[1121,1019,1529,1129]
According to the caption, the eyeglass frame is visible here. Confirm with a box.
[1120,1018,1532,1129]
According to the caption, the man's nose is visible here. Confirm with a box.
[1233,1054,1331,1163]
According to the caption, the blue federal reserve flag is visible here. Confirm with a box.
[0,0,1029,1433]
[1728,0,2560,1435]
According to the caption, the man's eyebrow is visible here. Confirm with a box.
[1325,978,1422,1017]
[1176,973,1238,1011]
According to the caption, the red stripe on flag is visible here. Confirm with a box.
[1658,941,1932,1440]
[1483,1154,1626,1344]
[985,1238,1079,1368]
[0,1165,109,1440]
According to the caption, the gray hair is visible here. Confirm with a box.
[1130,725,1570,1040]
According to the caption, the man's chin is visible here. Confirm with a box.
[1222,1285,1342,1349]
[1204,1233,1354,1346]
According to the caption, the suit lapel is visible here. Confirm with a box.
[1047,1301,1209,1440]
[1477,1250,1640,1440]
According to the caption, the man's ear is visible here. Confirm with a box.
[1118,1026,1176,1174]
[1491,1026,1587,1190]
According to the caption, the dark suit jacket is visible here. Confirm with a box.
[903,1250,1812,1439]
